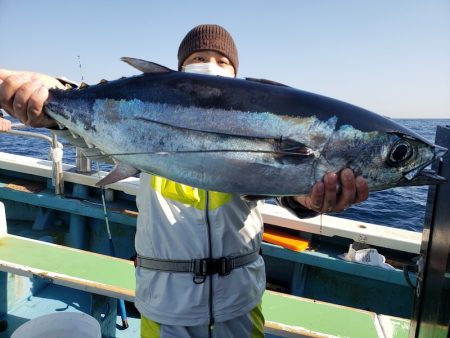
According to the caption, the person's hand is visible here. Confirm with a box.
[293,168,369,213]
[0,70,65,128]
[0,117,11,132]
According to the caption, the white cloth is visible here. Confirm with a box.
[340,243,395,270]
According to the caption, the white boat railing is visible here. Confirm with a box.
[1,123,64,195]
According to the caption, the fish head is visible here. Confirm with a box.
[45,89,102,143]
[316,125,447,192]
[352,131,447,191]
[381,132,447,188]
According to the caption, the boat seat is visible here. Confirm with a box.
[263,292,410,338]
[0,202,410,337]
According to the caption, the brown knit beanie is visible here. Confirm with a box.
[177,24,239,74]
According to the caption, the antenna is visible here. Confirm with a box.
[77,55,84,82]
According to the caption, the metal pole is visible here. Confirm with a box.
[3,124,65,195]
[409,125,450,338]
[76,147,91,173]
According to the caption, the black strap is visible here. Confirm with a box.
[136,250,260,277]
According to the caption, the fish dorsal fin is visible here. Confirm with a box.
[245,77,291,88]
[121,57,173,74]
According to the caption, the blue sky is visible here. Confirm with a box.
[1,0,449,118]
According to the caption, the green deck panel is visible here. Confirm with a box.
[378,315,410,338]
[263,291,381,338]
[0,235,136,294]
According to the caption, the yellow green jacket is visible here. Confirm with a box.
[134,173,266,326]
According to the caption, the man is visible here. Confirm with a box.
[0,24,368,337]
[0,110,12,131]
[0,117,11,131]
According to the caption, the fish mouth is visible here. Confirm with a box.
[397,168,447,187]
[398,145,448,187]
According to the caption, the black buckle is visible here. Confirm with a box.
[219,257,232,276]
[193,257,232,277]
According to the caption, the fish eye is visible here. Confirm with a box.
[387,140,414,167]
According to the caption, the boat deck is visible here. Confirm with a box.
[0,284,141,338]
[0,230,411,337]
[0,281,412,338]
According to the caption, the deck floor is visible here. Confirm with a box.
[0,283,140,338]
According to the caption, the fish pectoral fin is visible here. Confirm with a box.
[274,138,316,165]
[279,138,312,155]
[121,57,174,74]
[95,163,140,187]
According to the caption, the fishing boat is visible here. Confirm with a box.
[0,123,448,338]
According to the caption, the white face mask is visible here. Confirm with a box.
[182,62,234,78]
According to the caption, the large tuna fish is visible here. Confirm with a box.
[44,57,447,196]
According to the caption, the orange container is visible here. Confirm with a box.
[263,228,309,252]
